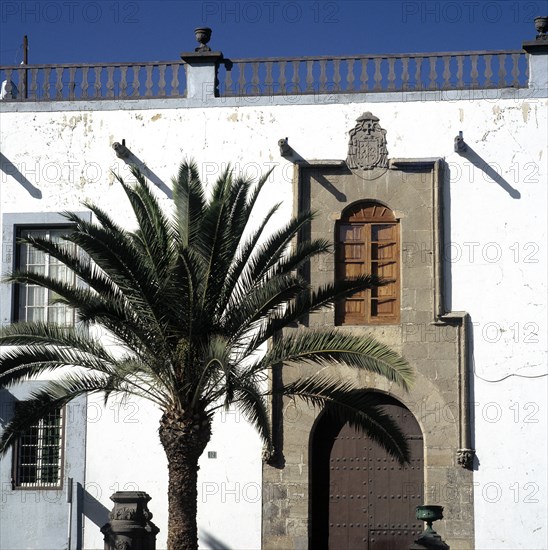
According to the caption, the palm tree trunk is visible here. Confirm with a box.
[159,411,211,550]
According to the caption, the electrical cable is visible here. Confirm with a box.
[473,356,548,383]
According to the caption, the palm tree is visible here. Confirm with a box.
[0,160,413,550]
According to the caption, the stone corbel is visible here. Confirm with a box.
[457,448,475,469]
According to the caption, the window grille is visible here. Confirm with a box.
[14,407,64,488]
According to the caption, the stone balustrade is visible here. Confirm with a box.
[0,49,532,102]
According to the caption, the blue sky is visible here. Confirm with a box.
[0,0,546,65]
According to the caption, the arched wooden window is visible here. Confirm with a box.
[335,201,400,325]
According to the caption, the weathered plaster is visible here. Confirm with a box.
[0,90,546,549]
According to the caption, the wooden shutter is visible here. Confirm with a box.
[336,202,400,325]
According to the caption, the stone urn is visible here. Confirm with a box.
[411,505,449,549]
[194,27,212,52]
[416,505,444,533]
[534,16,548,38]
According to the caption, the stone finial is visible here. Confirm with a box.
[194,27,212,52]
[534,16,548,40]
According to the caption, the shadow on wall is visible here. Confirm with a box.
[458,145,521,199]
[115,147,173,199]
[0,152,42,199]
[0,388,15,427]
[465,315,481,472]
[199,530,231,550]
[82,483,111,529]
[442,161,453,313]
[279,140,348,202]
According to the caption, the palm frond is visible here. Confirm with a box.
[231,382,272,450]
[279,376,410,464]
[0,372,134,456]
[198,170,256,314]
[255,329,414,390]
[222,273,307,342]
[243,275,385,352]
[0,322,171,404]
[1,157,414,469]
[61,214,174,348]
[117,168,175,280]
[189,335,231,408]
[246,210,316,284]
[224,237,329,323]
[8,233,133,315]
[216,202,281,313]
[172,159,205,247]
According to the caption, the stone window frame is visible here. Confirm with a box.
[2,212,91,491]
[2,212,91,326]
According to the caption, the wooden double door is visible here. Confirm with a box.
[311,394,424,549]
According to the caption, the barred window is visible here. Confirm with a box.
[335,201,400,325]
[15,227,76,325]
[13,407,64,488]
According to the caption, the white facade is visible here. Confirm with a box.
[0,41,547,549]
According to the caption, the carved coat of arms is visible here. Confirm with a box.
[346,112,388,170]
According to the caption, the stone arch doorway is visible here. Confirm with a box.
[310,393,424,549]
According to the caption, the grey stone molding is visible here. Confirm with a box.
[440,312,475,471]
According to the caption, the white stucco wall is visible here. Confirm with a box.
[0,88,546,549]
[444,101,547,549]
